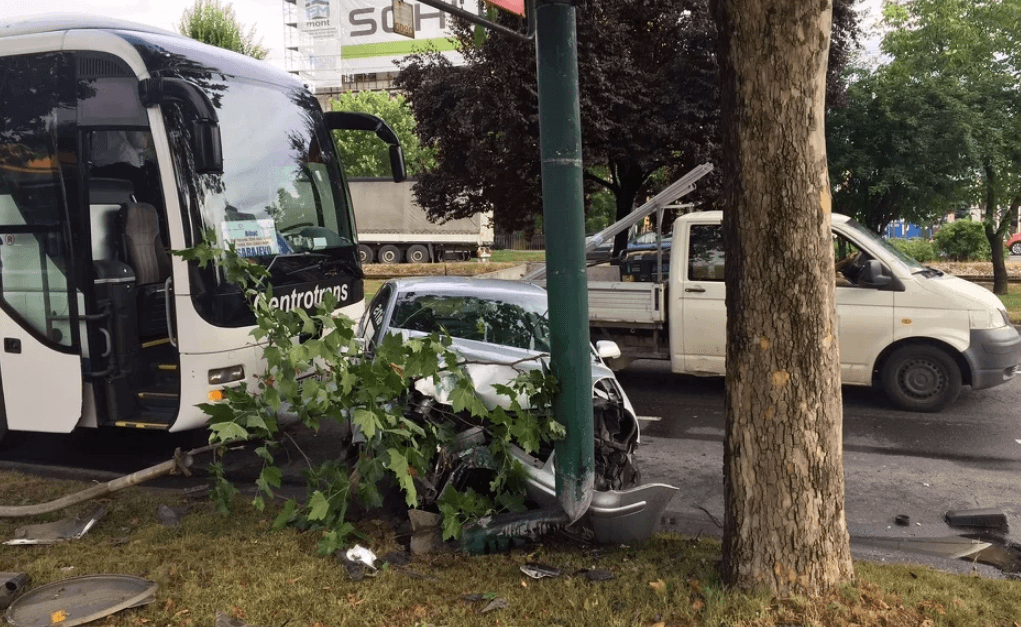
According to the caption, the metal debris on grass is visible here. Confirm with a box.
[4,506,106,546]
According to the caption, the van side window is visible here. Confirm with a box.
[688,224,725,281]
[833,233,866,287]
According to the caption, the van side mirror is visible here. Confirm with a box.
[859,259,891,288]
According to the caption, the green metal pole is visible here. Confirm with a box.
[535,0,593,523]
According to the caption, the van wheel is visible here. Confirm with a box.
[378,245,401,264]
[881,345,961,412]
[357,245,374,263]
[406,245,429,263]
[1011,242,1021,256]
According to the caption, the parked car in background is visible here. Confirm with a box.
[1005,232,1021,256]
[357,276,677,542]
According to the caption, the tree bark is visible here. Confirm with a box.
[712,0,854,595]
[983,162,1009,295]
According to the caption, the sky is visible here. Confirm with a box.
[1,0,886,74]
[2,0,290,70]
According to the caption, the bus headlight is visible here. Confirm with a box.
[209,365,246,385]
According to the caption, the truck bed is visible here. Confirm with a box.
[586,281,666,328]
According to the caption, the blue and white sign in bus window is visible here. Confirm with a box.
[221,219,281,258]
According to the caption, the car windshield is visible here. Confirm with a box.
[390,291,551,352]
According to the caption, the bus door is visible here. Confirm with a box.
[0,51,84,433]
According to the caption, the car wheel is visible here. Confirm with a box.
[881,345,962,412]
[406,244,429,263]
[1011,242,1021,256]
[357,245,374,264]
[378,245,401,264]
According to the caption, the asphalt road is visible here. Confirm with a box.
[616,358,1021,576]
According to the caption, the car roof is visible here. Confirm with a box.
[387,276,547,299]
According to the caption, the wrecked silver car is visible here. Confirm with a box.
[357,277,676,543]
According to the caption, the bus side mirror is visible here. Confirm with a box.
[389,144,406,183]
[139,77,223,174]
[191,120,223,174]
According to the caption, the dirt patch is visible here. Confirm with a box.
[363,261,519,279]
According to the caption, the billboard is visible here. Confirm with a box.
[295,0,475,88]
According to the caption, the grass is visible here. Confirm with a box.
[995,283,1021,323]
[2,471,1021,627]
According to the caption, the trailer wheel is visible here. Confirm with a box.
[406,244,429,263]
[378,245,402,264]
[881,345,962,412]
[357,245,374,263]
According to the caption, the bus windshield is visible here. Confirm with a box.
[190,77,354,261]
[164,73,362,327]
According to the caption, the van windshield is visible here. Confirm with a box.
[840,218,925,273]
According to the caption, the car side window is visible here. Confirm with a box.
[688,224,725,281]
[361,284,393,350]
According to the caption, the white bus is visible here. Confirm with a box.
[0,15,403,441]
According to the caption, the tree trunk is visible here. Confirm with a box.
[712,0,853,595]
[610,159,646,260]
[983,162,1008,295]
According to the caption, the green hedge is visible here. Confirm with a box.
[887,238,937,262]
[933,220,991,261]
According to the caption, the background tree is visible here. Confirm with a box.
[177,0,268,60]
[826,65,975,233]
[330,91,436,178]
[712,0,853,595]
[868,0,1021,293]
[396,0,859,254]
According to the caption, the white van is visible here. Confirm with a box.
[587,211,1021,412]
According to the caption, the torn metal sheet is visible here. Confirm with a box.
[945,508,1009,532]
[0,573,29,611]
[4,506,106,546]
[4,575,157,627]
[853,534,1021,572]
[520,563,563,579]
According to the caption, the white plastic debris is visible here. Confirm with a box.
[345,545,378,570]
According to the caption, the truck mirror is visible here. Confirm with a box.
[860,259,891,287]
[389,144,406,183]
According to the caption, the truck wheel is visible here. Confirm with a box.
[406,245,429,263]
[1011,242,1021,256]
[378,245,401,264]
[357,245,374,263]
[881,345,961,412]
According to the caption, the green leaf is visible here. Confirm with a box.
[387,448,417,507]
[352,408,379,439]
[273,499,299,530]
[307,491,331,521]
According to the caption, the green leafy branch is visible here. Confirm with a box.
[178,237,562,551]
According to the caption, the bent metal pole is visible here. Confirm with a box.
[535,0,594,523]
